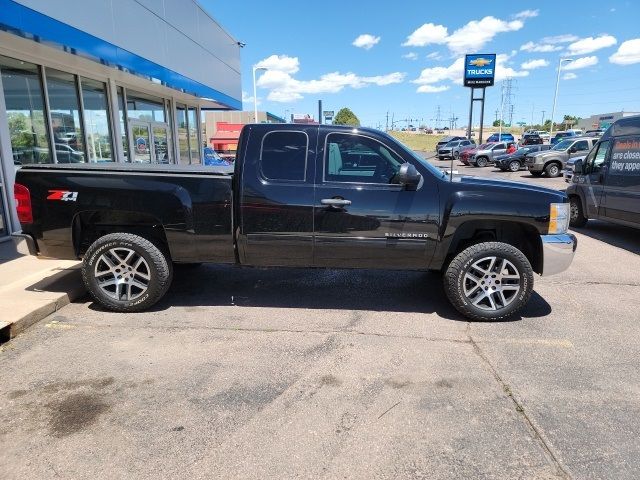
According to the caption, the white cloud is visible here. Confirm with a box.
[567,35,617,55]
[402,14,526,54]
[562,73,577,80]
[521,58,549,69]
[402,52,418,60]
[255,55,299,74]
[352,34,381,50]
[541,34,579,44]
[609,38,640,65]
[445,16,524,54]
[520,41,562,53]
[514,9,539,19]
[563,56,599,70]
[241,91,259,106]
[402,23,448,47]
[255,54,405,103]
[411,53,528,92]
[426,52,442,60]
[417,85,450,93]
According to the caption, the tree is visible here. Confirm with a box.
[493,119,505,127]
[333,108,360,127]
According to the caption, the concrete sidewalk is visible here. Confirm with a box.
[0,239,84,342]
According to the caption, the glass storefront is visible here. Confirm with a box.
[0,172,7,237]
[117,86,129,161]
[188,107,200,164]
[46,68,86,163]
[176,105,189,165]
[81,77,112,162]
[0,56,51,166]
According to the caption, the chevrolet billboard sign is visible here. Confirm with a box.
[464,53,496,87]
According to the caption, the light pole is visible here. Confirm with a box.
[550,58,573,137]
[252,66,267,123]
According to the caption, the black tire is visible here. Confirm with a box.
[545,162,561,177]
[508,160,521,172]
[444,242,534,321]
[476,156,488,167]
[82,233,173,312]
[530,171,543,177]
[454,151,460,159]
[569,196,588,228]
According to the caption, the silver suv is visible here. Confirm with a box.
[470,142,509,167]
[437,139,475,160]
[525,137,598,177]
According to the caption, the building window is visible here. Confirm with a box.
[126,91,166,122]
[176,104,190,165]
[117,86,129,161]
[188,107,200,164]
[45,68,86,163]
[0,55,51,165]
[80,77,113,162]
[260,131,308,181]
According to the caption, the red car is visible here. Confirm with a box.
[459,143,492,165]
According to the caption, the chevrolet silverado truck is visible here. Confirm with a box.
[12,124,577,321]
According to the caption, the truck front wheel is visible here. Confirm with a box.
[82,233,173,312]
[444,242,534,321]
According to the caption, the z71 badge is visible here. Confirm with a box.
[47,190,78,202]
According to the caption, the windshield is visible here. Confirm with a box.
[446,141,460,147]
[516,147,530,154]
[478,143,491,149]
[553,139,574,150]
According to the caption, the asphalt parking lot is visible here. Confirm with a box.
[1,158,639,479]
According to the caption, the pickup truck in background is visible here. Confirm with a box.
[12,124,577,321]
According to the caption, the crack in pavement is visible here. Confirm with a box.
[466,323,572,479]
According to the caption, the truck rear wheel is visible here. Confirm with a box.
[444,242,534,321]
[475,156,488,167]
[82,233,172,312]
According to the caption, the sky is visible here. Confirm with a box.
[201,0,640,129]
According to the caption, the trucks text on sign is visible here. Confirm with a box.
[464,54,496,87]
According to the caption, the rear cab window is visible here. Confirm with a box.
[260,131,308,182]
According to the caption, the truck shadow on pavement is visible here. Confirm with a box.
[571,221,640,255]
[96,265,553,322]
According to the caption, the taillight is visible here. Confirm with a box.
[14,183,33,224]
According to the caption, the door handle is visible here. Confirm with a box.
[321,198,351,206]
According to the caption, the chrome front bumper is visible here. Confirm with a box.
[12,232,38,256]
[540,234,577,276]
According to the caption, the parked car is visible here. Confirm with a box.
[526,136,598,177]
[203,147,230,166]
[437,139,475,160]
[486,133,515,143]
[470,142,514,167]
[563,155,587,183]
[494,145,551,172]
[435,135,466,150]
[585,128,606,137]
[536,131,551,142]
[459,143,492,165]
[550,131,577,145]
[12,124,577,321]
[520,134,543,146]
[567,115,640,229]
[55,143,85,163]
[566,129,583,136]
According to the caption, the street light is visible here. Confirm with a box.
[550,58,573,137]
[252,65,267,123]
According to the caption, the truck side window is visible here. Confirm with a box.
[260,131,308,181]
[574,140,590,152]
[587,140,610,174]
[324,133,403,184]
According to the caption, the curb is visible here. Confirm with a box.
[0,268,86,343]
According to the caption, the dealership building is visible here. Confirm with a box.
[0,0,241,240]
[576,111,640,131]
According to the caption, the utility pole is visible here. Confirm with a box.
[435,105,442,129]
[495,109,499,123]
[541,110,546,127]
[318,99,322,125]
[386,111,389,131]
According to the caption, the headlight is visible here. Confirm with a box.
[549,203,570,234]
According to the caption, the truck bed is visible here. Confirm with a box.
[17,162,234,176]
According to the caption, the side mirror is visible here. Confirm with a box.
[398,163,421,190]
[573,159,583,174]
[569,146,577,153]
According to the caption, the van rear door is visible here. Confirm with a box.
[602,136,640,227]
[580,140,610,218]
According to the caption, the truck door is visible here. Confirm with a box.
[602,136,640,226]
[238,126,316,266]
[581,139,610,218]
[313,130,440,269]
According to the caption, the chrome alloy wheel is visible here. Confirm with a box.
[462,256,521,311]
[570,201,580,222]
[94,248,150,301]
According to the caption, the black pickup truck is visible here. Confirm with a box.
[12,124,577,320]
